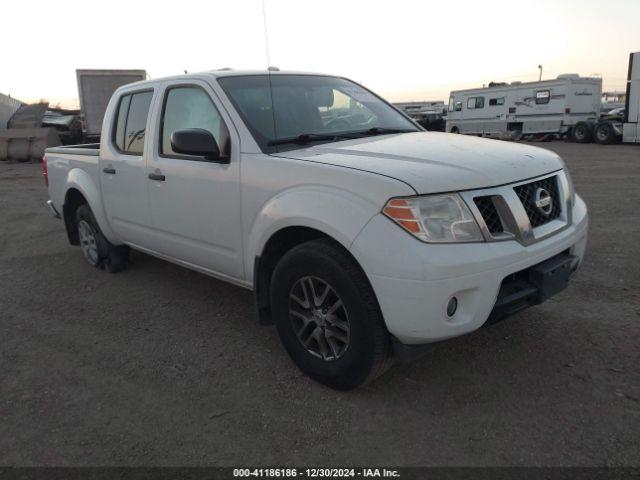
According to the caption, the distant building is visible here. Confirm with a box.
[0,93,24,129]
[601,91,626,112]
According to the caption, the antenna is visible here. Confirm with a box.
[262,0,279,147]
[261,0,272,68]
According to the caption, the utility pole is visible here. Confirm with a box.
[538,65,543,81]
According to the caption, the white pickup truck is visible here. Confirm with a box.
[44,70,588,389]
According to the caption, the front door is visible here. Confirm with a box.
[145,81,243,280]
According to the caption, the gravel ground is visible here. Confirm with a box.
[0,141,638,467]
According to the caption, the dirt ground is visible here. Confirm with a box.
[0,141,638,466]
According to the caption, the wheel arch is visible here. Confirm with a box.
[63,168,119,244]
[253,224,376,326]
[62,188,88,245]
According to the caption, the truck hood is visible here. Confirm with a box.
[275,132,564,194]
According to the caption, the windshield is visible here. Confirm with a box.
[217,74,419,152]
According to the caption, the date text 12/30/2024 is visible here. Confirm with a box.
[233,468,401,478]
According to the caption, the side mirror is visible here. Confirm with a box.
[170,128,223,162]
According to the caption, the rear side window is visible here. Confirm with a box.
[113,91,153,155]
[160,86,230,158]
[114,95,131,150]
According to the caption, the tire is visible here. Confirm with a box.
[270,238,393,390]
[450,126,459,134]
[75,204,129,273]
[571,121,592,143]
[593,122,616,145]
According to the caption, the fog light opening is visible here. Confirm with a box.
[446,297,458,317]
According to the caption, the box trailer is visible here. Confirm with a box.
[446,75,602,142]
[76,69,147,140]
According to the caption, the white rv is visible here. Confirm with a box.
[446,75,602,142]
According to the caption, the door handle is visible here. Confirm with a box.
[102,167,116,174]
[148,172,166,181]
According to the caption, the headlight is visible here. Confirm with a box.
[383,194,483,243]
[557,158,576,207]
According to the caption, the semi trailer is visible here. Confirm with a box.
[596,51,640,144]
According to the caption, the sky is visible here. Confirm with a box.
[2,0,639,108]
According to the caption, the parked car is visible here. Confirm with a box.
[44,71,589,389]
[408,110,446,131]
[604,107,625,118]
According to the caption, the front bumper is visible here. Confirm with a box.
[349,194,588,345]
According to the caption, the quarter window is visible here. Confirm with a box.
[535,90,550,104]
[160,86,230,158]
[112,91,153,155]
[467,96,485,109]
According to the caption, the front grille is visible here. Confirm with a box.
[474,196,503,234]
[513,176,561,227]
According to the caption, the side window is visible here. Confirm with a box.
[125,92,153,154]
[161,86,230,158]
[454,102,462,112]
[467,97,484,109]
[114,95,131,151]
[113,91,153,155]
[535,90,550,104]
[489,97,505,106]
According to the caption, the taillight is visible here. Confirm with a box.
[565,107,571,114]
[42,155,48,187]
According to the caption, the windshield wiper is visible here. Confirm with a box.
[267,127,416,147]
[355,127,417,136]
[268,132,355,146]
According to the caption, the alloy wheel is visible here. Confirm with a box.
[78,220,99,265]
[288,276,350,361]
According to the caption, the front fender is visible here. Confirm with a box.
[65,168,119,244]
[246,186,381,280]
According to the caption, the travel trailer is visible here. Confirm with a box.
[446,75,602,142]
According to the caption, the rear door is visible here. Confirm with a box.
[99,88,155,245]
[144,80,243,280]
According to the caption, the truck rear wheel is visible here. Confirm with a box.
[270,238,393,390]
[571,122,592,143]
[75,204,129,273]
[593,122,616,144]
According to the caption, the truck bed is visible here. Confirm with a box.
[46,143,100,156]
[44,144,101,224]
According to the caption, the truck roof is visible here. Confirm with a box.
[115,69,336,90]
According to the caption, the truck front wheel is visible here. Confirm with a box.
[75,204,129,273]
[270,238,393,390]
